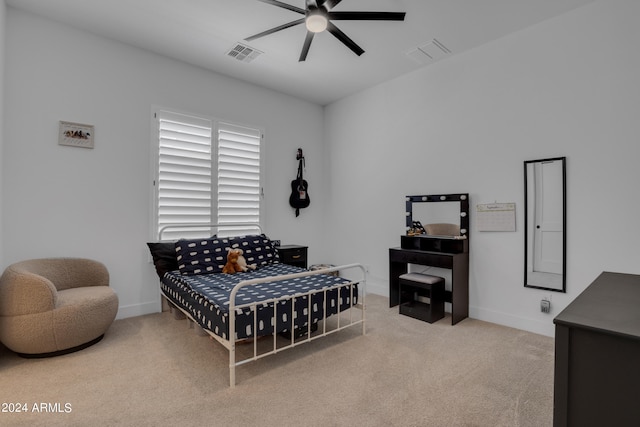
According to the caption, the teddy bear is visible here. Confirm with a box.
[222,248,243,274]
[222,248,256,274]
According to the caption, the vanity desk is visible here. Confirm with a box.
[389,193,470,325]
[389,236,469,325]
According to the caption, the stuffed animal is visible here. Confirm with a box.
[222,248,243,274]
[236,249,257,272]
[222,248,257,274]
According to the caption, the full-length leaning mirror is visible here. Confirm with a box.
[524,157,566,292]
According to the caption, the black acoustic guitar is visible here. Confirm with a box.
[289,148,310,217]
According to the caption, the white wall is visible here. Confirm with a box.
[0,0,5,266]
[3,8,325,318]
[4,1,639,337]
[324,0,640,336]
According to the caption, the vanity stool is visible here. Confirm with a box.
[398,272,445,323]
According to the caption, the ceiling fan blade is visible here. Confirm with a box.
[327,22,364,56]
[318,0,343,10]
[245,18,305,41]
[328,11,406,21]
[257,0,305,14]
[299,31,315,62]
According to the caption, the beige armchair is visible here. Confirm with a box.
[0,258,118,357]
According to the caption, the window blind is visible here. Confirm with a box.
[216,122,262,236]
[154,110,262,240]
[157,110,213,240]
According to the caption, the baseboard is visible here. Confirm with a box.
[367,278,555,337]
[365,276,387,297]
[116,300,161,319]
[470,305,555,337]
[116,284,555,336]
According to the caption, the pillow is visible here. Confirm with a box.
[175,237,229,275]
[146,242,179,279]
[227,234,279,268]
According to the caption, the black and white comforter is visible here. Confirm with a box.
[161,263,358,340]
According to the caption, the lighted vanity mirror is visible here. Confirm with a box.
[405,194,470,238]
[524,157,566,292]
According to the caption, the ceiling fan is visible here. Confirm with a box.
[245,0,406,62]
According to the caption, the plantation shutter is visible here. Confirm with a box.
[157,110,213,240]
[216,122,262,236]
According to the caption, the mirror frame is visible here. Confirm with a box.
[524,157,566,292]
[405,193,470,238]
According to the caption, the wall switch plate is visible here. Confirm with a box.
[541,299,551,313]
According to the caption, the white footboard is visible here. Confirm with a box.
[162,263,366,387]
[227,263,366,387]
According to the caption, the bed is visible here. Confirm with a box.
[147,224,366,387]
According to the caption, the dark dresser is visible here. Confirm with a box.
[553,272,640,426]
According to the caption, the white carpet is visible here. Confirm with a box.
[0,294,554,426]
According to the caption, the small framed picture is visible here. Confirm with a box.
[59,121,94,149]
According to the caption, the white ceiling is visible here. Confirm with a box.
[6,0,595,105]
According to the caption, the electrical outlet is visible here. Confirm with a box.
[541,299,551,313]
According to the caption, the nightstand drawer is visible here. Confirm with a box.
[277,245,308,268]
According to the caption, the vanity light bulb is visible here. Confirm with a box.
[460,212,467,217]
[461,229,467,234]
[460,195,467,200]
[422,196,428,201]
[440,196,447,200]
[405,212,410,216]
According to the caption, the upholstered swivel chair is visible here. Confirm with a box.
[0,258,118,357]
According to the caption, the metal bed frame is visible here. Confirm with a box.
[158,224,367,387]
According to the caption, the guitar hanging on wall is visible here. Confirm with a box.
[289,148,310,217]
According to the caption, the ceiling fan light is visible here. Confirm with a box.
[306,12,328,33]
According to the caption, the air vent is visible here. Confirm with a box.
[226,43,263,63]
[406,39,451,65]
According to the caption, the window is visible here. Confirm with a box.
[153,109,263,240]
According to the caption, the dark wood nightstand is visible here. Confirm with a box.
[277,245,308,269]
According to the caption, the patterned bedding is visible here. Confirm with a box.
[161,263,358,340]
